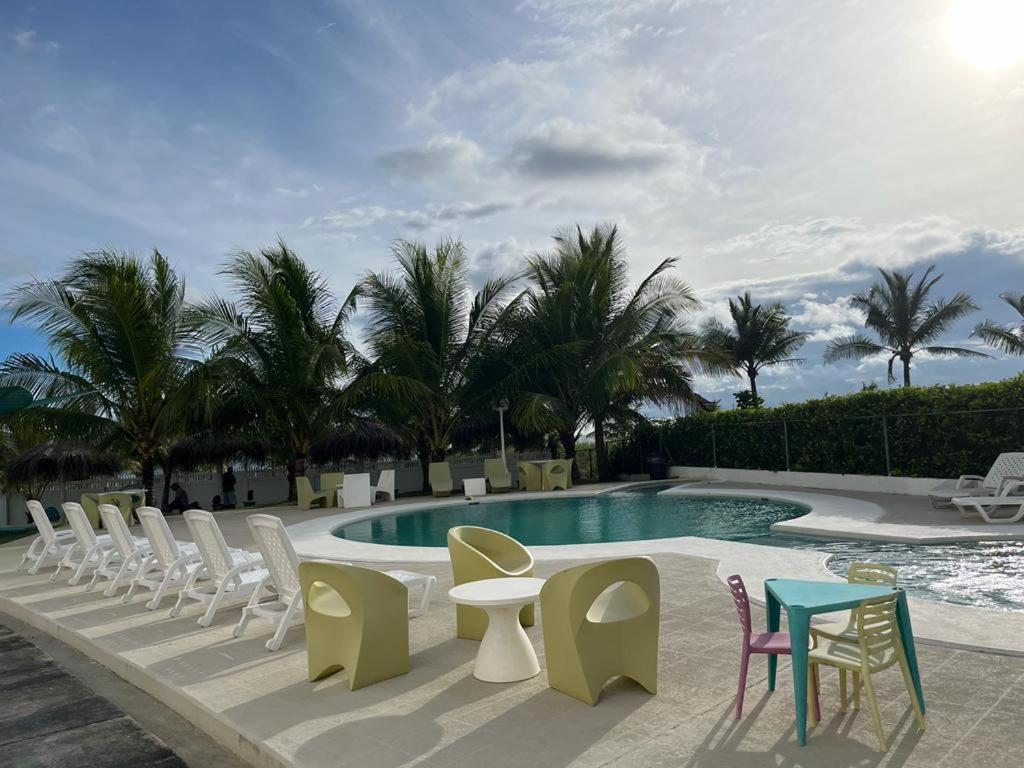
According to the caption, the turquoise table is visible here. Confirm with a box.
[764,578,925,746]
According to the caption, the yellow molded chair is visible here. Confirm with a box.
[543,459,573,490]
[428,462,453,497]
[484,459,512,493]
[808,593,925,751]
[517,462,542,491]
[319,472,345,506]
[297,476,332,510]
[298,560,410,690]
[812,562,898,644]
[447,526,535,640]
[97,492,135,525]
[540,557,660,706]
[80,493,103,529]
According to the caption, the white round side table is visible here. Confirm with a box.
[449,577,546,683]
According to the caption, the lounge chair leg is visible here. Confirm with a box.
[267,599,301,652]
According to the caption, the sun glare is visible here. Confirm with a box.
[945,0,1024,70]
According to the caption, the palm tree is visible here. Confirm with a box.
[824,266,986,386]
[701,292,807,404]
[352,239,521,489]
[509,225,721,481]
[188,241,357,498]
[1,250,203,505]
[971,293,1024,355]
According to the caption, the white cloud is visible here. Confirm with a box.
[377,134,486,182]
[12,29,59,51]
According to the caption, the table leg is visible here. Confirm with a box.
[474,602,540,683]
[787,610,811,746]
[895,591,926,714]
[766,587,781,691]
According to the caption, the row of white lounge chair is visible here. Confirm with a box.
[19,500,435,651]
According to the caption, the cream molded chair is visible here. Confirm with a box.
[812,562,898,644]
[447,526,535,640]
[543,459,573,491]
[517,462,543,491]
[484,459,512,493]
[299,560,410,689]
[540,557,660,705]
[429,462,453,497]
[319,472,344,506]
[97,491,135,524]
[374,469,396,502]
[80,493,103,529]
[297,476,332,510]
[808,593,925,751]
[339,472,373,509]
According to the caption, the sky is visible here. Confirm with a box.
[2,0,1024,408]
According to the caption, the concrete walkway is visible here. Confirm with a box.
[4,516,1024,768]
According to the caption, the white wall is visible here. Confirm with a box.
[668,465,945,496]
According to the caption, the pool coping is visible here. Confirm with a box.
[287,482,1024,657]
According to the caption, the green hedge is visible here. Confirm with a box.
[658,375,1024,478]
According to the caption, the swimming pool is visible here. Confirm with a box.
[333,485,808,547]
[756,535,1024,612]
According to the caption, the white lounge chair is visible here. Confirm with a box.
[233,515,303,650]
[19,500,76,574]
[55,502,115,585]
[928,452,1024,507]
[170,509,265,626]
[374,469,396,502]
[953,487,1024,523]
[339,472,373,509]
[90,504,153,596]
[124,507,202,610]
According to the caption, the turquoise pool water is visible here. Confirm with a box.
[333,485,808,547]
[754,535,1024,612]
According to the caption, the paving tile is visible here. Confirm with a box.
[3,716,184,768]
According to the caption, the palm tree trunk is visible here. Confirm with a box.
[903,357,912,387]
[160,458,174,511]
[416,435,431,492]
[748,370,759,404]
[559,430,580,484]
[141,454,155,507]
[286,458,297,502]
[594,417,612,481]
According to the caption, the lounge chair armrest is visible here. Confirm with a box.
[956,475,984,488]
[953,496,1024,507]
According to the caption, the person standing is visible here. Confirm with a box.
[222,466,237,509]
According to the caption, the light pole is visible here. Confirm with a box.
[494,399,509,467]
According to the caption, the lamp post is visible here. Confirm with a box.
[494,399,509,467]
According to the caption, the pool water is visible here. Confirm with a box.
[754,535,1024,612]
[333,485,808,547]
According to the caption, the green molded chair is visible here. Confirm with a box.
[517,462,542,491]
[808,593,925,751]
[484,459,512,493]
[540,557,660,705]
[429,462,453,497]
[447,526,535,640]
[97,492,135,525]
[80,493,103,529]
[297,476,332,510]
[543,459,573,490]
[319,472,345,506]
[298,560,410,690]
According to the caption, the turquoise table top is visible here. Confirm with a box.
[765,578,897,611]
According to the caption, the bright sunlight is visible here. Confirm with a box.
[945,0,1024,70]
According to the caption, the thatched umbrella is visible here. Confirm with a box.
[310,420,408,464]
[167,433,270,471]
[5,441,123,486]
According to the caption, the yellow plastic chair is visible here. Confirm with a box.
[98,492,135,525]
[543,459,573,490]
[484,459,512,492]
[808,593,925,751]
[428,462,453,497]
[517,462,542,491]
[80,493,103,529]
[298,560,410,690]
[447,526,535,640]
[319,472,345,506]
[296,476,332,510]
[540,557,660,705]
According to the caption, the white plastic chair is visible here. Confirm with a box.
[929,453,1024,507]
[19,500,75,574]
[233,515,303,650]
[124,507,202,610]
[170,509,265,626]
[339,472,373,509]
[90,504,153,596]
[374,469,396,502]
[55,502,114,585]
[953,478,1024,519]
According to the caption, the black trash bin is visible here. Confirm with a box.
[647,455,667,480]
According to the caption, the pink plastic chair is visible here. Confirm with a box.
[728,574,818,719]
